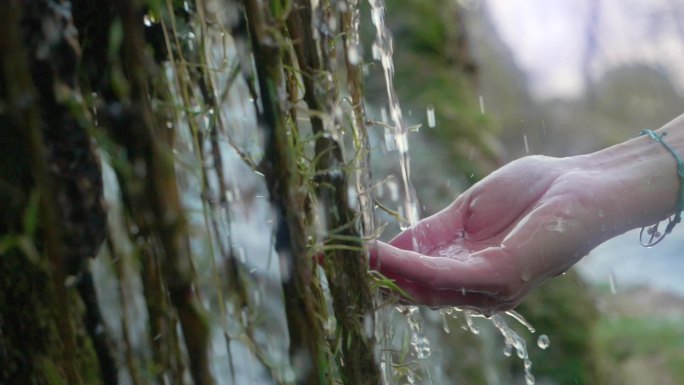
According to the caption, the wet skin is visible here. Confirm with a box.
[371,113,684,316]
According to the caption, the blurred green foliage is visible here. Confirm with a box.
[593,311,684,385]
[517,272,602,384]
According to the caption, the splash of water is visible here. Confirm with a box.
[505,309,536,333]
[365,3,549,385]
[400,306,431,359]
[490,313,536,385]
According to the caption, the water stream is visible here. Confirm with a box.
[366,1,546,383]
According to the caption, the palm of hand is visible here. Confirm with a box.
[375,156,602,314]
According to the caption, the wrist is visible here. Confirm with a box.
[577,115,684,234]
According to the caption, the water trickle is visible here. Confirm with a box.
[523,134,530,154]
[608,271,617,294]
[505,309,536,333]
[440,309,450,333]
[478,95,485,114]
[426,104,436,127]
[401,306,431,359]
[520,268,532,282]
[396,132,408,154]
[490,313,535,385]
[368,0,420,228]
[537,334,550,349]
[432,242,469,261]
[464,310,480,334]
[387,178,399,202]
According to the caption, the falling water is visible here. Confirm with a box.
[369,0,420,229]
[365,2,550,383]
[367,2,430,383]
[537,334,550,349]
[608,271,618,294]
[426,104,436,128]
[402,306,431,359]
[490,314,536,385]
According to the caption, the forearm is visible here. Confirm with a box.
[579,114,684,234]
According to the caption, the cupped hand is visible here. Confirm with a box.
[372,155,615,315]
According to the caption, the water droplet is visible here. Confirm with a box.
[464,311,479,334]
[525,372,536,385]
[426,104,436,127]
[505,309,535,333]
[434,243,468,260]
[537,334,550,349]
[491,313,535,381]
[387,178,399,202]
[547,218,567,233]
[401,306,431,359]
[523,134,530,153]
[503,344,513,357]
[395,132,408,154]
[516,347,525,359]
[608,272,617,294]
[520,268,532,282]
[406,370,415,384]
[440,309,450,333]
[143,14,153,27]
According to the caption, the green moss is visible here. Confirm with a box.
[0,247,100,385]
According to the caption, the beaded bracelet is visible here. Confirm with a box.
[639,129,684,246]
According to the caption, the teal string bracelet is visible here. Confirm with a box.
[639,129,684,246]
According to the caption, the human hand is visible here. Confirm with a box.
[372,155,617,315]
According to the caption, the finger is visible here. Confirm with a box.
[389,196,469,253]
[372,241,504,299]
[388,278,507,312]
